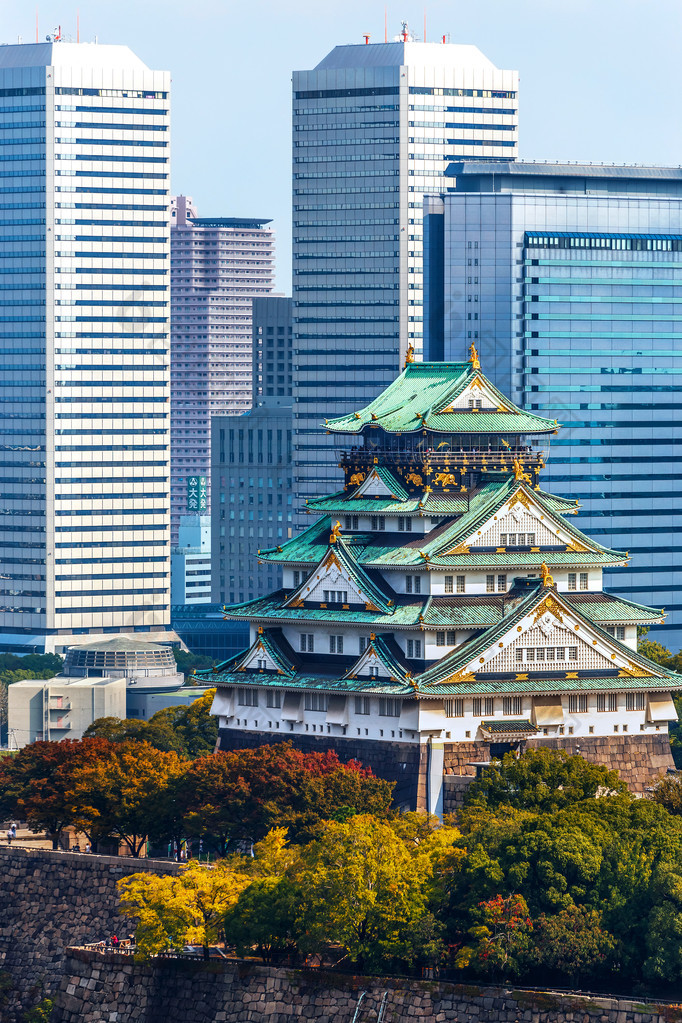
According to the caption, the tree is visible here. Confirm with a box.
[638,639,674,667]
[293,814,427,972]
[173,648,214,679]
[653,775,682,815]
[464,748,627,812]
[83,689,217,758]
[182,744,394,854]
[0,737,113,848]
[532,905,617,986]
[642,864,682,983]
[118,859,249,960]
[68,740,185,856]
[455,894,533,980]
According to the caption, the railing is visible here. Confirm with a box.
[339,448,545,469]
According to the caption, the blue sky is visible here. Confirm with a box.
[1,0,680,291]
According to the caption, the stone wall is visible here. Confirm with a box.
[0,846,181,1021]
[218,726,675,812]
[54,950,679,1023]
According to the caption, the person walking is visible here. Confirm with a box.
[10,823,16,840]
[6,829,12,846]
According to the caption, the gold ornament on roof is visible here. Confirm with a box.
[513,457,532,483]
[469,343,480,369]
[404,344,415,367]
[329,520,342,545]
[540,562,555,588]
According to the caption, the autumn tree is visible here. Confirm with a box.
[0,737,112,848]
[118,859,249,960]
[182,743,394,854]
[293,814,428,971]
[464,748,627,812]
[83,689,217,758]
[68,740,185,856]
[456,894,533,980]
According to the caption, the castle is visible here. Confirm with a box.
[203,350,679,810]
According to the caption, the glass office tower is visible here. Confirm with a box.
[0,41,171,653]
[292,36,518,512]
[423,163,682,647]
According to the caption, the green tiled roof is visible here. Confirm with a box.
[344,634,410,684]
[331,539,396,614]
[370,464,411,500]
[224,590,425,627]
[207,669,411,697]
[415,675,682,697]
[567,593,665,625]
[326,361,558,437]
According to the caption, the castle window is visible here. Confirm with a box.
[398,516,412,531]
[456,575,465,593]
[407,639,422,658]
[568,695,588,713]
[371,515,386,531]
[616,626,625,640]
[257,659,267,669]
[503,697,522,716]
[484,698,494,716]
[369,666,379,678]
[625,693,645,711]
[293,571,300,587]
[609,694,618,712]
[515,648,523,662]
[436,631,445,646]
[444,698,464,718]
[527,533,536,546]
[329,635,344,654]
[568,646,578,661]
[444,575,454,594]
[266,691,281,709]
[300,633,314,652]
[473,698,482,717]
[344,515,359,530]
[304,693,328,712]
[597,695,606,712]
[355,696,370,715]
[447,630,456,645]
[580,572,588,590]
[497,575,507,592]
[486,574,495,593]
[568,573,577,591]
[379,698,401,717]
[359,636,369,653]
[238,688,258,707]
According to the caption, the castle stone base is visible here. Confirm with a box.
[216,728,676,813]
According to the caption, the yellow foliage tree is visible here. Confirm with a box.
[117,859,250,960]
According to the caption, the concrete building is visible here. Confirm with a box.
[0,41,172,655]
[422,162,682,646]
[212,297,294,606]
[292,31,518,510]
[170,197,275,542]
[8,635,187,746]
[171,515,211,605]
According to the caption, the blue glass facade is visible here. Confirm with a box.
[424,163,682,646]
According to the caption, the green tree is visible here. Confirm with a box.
[83,689,217,758]
[532,905,617,986]
[118,859,249,960]
[653,774,682,815]
[464,748,627,812]
[642,864,682,983]
[173,648,214,679]
[638,639,674,666]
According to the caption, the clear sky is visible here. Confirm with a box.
[1,0,680,291]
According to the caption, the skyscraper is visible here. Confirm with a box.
[170,197,275,542]
[0,41,171,655]
[423,162,682,646]
[212,297,293,605]
[292,34,518,509]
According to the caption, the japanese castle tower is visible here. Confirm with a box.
[205,349,680,811]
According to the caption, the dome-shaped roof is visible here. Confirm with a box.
[63,637,176,677]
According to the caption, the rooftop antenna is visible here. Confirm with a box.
[401,20,409,41]
[36,7,39,43]
[384,6,388,42]
[363,33,370,44]
[77,8,80,42]
[424,8,426,42]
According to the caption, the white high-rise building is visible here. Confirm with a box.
[0,41,172,654]
[292,33,518,508]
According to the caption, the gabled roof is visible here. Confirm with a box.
[415,583,682,694]
[343,633,411,684]
[326,361,558,437]
[353,465,410,501]
[224,628,298,679]
[283,532,396,615]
